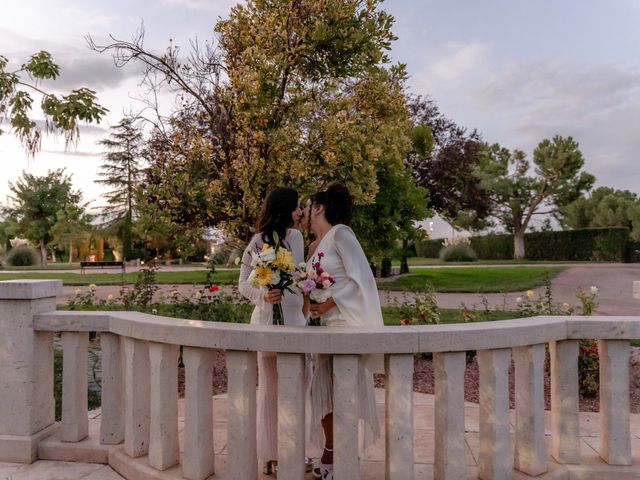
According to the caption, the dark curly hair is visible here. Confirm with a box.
[256,187,299,245]
[310,182,353,226]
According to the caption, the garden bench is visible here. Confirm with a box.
[80,261,126,274]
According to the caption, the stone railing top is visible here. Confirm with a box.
[0,279,63,300]
[32,310,640,354]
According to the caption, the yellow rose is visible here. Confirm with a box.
[273,248,295,273]
[255,266,274,286]
[526,290,534,298]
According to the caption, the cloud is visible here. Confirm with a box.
[429,42,489,81]
[159,0,240,12]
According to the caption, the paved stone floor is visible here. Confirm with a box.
[4,389,640,479]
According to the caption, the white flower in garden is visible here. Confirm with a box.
[151,309,158,315]
[562,302,571,310]
[590,286,598,295]
[75,288,81,296]
[516,297,523,303]
[194,291,202,299]
[107,294,114,301]
[89,284,97,291]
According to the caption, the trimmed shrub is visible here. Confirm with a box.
[439,244,478,262]
[470,233,513,260]
[6,246,38,266]
[381,257,392,277]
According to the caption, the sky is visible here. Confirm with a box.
[1,0,639,238]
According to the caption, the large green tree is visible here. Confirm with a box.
[3,169,84,264]
[0,51,107,156]
[90,0,411,244]
[50,204,92,264]
[559,187,640,240]
[96,118,144,260]
[476,135,595,259]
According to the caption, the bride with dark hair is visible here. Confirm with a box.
[304,182,384,480]
[238,187,306,475]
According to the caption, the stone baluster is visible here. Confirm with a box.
[123,338,150,458]
[100,333,124,445]
[277,353,306,480]
[334,355,361,480]
[478,348,512,479]
[598,339,631,465]
[549,340,580,463]
[385,354,415,480]
[182,347,216,480]
[148,342,180,470]
[433,351,466,480]
[0,280,60,463]
[226,350,258,480]
[513,344,547,476]
[60,332,89,442]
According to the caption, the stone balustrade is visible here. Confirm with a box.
[1,280,640,479]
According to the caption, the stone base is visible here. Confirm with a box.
[109,448,223,480]
[0,423,59,463]
[39,419,115,464]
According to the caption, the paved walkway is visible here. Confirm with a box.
[5,389,640,479]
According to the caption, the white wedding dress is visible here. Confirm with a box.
[238,229,306,467]
[307,224,383,450]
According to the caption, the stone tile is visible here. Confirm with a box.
[82,465,125,479]
[9,460,103,480]
[413,404,433,430]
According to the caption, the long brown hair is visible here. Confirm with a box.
[255,187,299,245]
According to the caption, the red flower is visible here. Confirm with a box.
[590,347,598,354]
[318,252,325,258]
[314,262,321,269]
[208,285,220,293]
[581,347,590,353]
[401,319,411,325]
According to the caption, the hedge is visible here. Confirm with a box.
[416,227,632,261]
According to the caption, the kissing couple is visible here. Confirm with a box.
[238,182,384,480]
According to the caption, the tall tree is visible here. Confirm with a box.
[96,118,144,260]
[559,187,640,240]
[476,136,595,259]
[0,51,107,156]
[50,204,92,264]
[89,0,410,243]
[407,95,491,229]
[3,169,84,264]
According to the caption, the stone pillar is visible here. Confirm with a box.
[478,348,512,480]
[333,355,361,480]
[148,342,180,470]
[513,344,547,476]
[0,280,61,463]
[100,333,124,445]
[433,351,466,480]
[599,339,631,465]
[183,347,215,480]
[549,340,580,463]
[60,332,89,442]
[226,350,257,480]
[123,337,150,458]
[277,353,306,480]
[633,281,640,299]
[385,354,415,480]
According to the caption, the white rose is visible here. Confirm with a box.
[247,269,260,288]
[261,249,276,263]
[590,286,598,295]
[322,279,332,288]
[270,269,281,285]
[310,289,332,303]
[516,297,522,303]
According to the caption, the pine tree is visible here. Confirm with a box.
[96,118,143,261]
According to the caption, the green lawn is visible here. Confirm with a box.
[397,257,598,266]
[382,307,519,325]
[378,266,564,293]
[0,270,240,286]
[1,266,563,292]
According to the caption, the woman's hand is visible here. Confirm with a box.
[309,297,336,317]
[264,289,282,304]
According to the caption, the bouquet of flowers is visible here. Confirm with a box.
[246,232,296,325]
[294,252,335,326]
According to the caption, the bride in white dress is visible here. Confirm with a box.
[238,187,306,475]
[305,183,383,480]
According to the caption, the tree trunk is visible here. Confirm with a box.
[69,239,73,264]
[51,249,57,263]
[400,238,410,275]
[39,240,47,266]
[514,230,526,260]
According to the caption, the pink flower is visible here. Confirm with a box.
[318,252,325,258]
[208,285,220,293]
[401,319,411,326]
